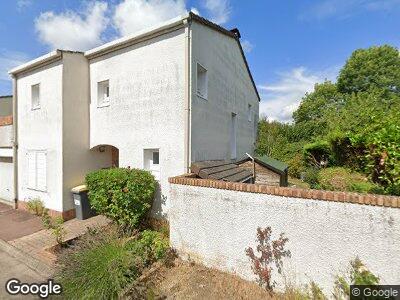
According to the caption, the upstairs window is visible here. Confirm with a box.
[196,63,208,99]
[97,80,110,107]
[248,104,252,122]
[31,84,40,110]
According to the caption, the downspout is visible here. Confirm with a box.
[12,75,18,209]
[184,18,192,173]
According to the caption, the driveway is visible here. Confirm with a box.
[0,202,43,241]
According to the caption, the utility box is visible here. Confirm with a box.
[71,185,95,220]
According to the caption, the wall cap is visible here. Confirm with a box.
[168,174,399,209]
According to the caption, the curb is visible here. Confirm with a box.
[0,239,54,278]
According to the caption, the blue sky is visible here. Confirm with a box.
[1,0,399,121]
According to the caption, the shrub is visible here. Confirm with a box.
[318,167,381,194]
[303,168,320,189]
[57,227,169,299]
[303,140,332,168]
[86,168,156,229]
[245,227,291,291]
[334,257,379,299]
[26,198,47,216]
[287,153,306,178]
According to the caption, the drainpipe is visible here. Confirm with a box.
[183,18,192,173]
[12,75,18,209]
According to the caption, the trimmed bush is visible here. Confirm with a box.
[86,168,156,229]
[318,167,380,194]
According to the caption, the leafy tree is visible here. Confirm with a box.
[337,45,400,94]
[293,81,343,139]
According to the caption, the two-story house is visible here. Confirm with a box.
[8,13,260,219]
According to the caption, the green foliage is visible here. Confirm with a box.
[26,198,47,216]
[303,168,320,189]
[57,227,169,300]
[337,45,400,94]
[52,216,67,245]
[318,167,380,194]
[303,140,332,168]
[334,257,379,299]
[85,168,156,229]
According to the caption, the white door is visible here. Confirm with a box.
[230,113,237,159]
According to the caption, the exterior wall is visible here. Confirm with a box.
[17,61,64,211]
[0,157,13,202]
[169,179,400,294]
[0,124,13,147]
[0,96,12,117]
[89,29,187,216]
[61,53,110,211]
[190,22,259,162]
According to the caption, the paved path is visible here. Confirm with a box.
[0,203,43,241]
[0,249,46,299]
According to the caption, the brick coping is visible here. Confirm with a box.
[0,115,12,126]
[169,174,399,209]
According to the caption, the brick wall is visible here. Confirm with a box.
[168,174,399,208]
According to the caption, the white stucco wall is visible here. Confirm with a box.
[190,22,259,162]
[61,53,111,211]
[89,29,187,216]
[17,61,64,211]
[169,184,400,294]
[0,125,13,147]
[0,158,14,202]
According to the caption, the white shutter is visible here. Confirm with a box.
[27,151,36,189]
[36,152,47,191]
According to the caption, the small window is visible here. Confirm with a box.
[97,80,110,107]
[27,150,47,191]
[152,151,159,165]
[31,84,40,110]
[248,104,252,122]
[196,63,208,99]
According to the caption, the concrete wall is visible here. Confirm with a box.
[0,125,13,147]
[62,53,111,211]
[17,61,64,211]
[190,22,259,162]
[169,183,400,294]
[0,96,12,117]
[89,29,187,216]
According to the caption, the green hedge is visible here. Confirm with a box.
[86,168,156,229]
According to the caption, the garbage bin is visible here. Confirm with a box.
[71,185,95,220]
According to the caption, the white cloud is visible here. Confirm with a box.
[300,0,400,20]
[113,0,187,36]
[0,50,30,81]
[241,40,254,53]
[35,1,109,51]
[203,0,231,24]
[17,0,32,11]
[258,67,338,123]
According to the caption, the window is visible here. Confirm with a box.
[248,104,252,122]
[27,150,47,191]
[31,84,40,110]
[196,63,208,99]
[144,149,160,180]
[97,80,110,107]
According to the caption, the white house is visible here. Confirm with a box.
[8,13,260,219]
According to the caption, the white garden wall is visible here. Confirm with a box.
[169,181,400,294]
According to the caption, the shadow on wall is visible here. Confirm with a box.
[90,144,119,168]
[151,182,167,219]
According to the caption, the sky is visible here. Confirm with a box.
[0,0,399,122]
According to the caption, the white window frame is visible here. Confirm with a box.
[27,150,47,192]
[196,62,208,100]
[31,83,40,110]
[143,149,160,181]
[97,80,110,108]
